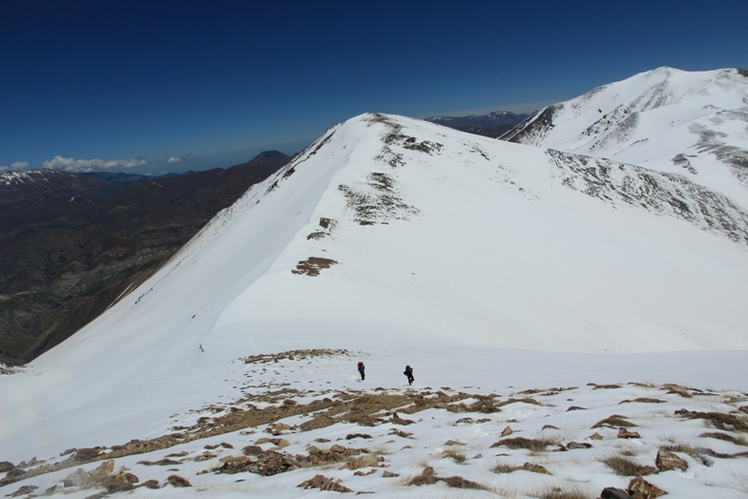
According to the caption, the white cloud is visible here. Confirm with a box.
[167,156,185,163]
[11,160,31,171]
[0,160,31,173]
[42,156,148,173]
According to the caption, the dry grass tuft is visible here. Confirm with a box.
[663,383,693,398]
[492,462,522,474]
[591,415,636,429]
[405,466,439,486]
[441,475,489,490]
[138,479,160,489]
[587,383,622,390]
[601,455,655,476]
[166,474,191,487]
[534,484,592,499]
[699,432,748,446]
[440,449,467,463]
[619,398,665,405]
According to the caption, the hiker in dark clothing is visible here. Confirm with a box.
[404,365,414,385]
[357,361,365,381]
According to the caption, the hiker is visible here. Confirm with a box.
[404,365,414,385]
[357,361,365,381]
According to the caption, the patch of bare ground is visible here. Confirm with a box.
[291,256,338,276]
[216,444,380,478]
[243,348,354,365]
[405,466,488,490]
[587,383,622,390]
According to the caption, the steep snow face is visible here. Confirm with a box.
[29,112,748,371]
[503,67,748,208]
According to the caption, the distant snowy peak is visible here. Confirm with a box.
[1,168,77,186]
[0,168,106,203]
[503,67,748,208]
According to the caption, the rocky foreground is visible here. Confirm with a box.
[1,349,747,498]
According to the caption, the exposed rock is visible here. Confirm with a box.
[298,474,353,493]
[501,426,514,436]
[100,471,138,493]
[589,432,604,440]
[628,476,666,498]
[558,442,592,451]
[655,450,688,471]
[617,427,641,439]
[255,437,289,447]
[601,487,632,499]
[382,470,400,478]
[6,485,38,497]
[265,423,292,435]
[0,462,15,473]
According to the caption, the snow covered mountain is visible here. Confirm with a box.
[2,108,748,497]
[502,67,748,209]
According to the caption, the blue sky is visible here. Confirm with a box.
[1,0,747,175]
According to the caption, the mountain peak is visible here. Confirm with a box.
[503,67,748,209]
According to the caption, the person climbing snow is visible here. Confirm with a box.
[357,361,365,381]
[404,365,414,385]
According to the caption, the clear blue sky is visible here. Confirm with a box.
[1,0,747,175]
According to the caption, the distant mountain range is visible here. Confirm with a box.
[0,150,290,364]
[425,110,530,138]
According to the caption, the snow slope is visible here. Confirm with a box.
[1,111,748,498]
[503,67,748,209]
